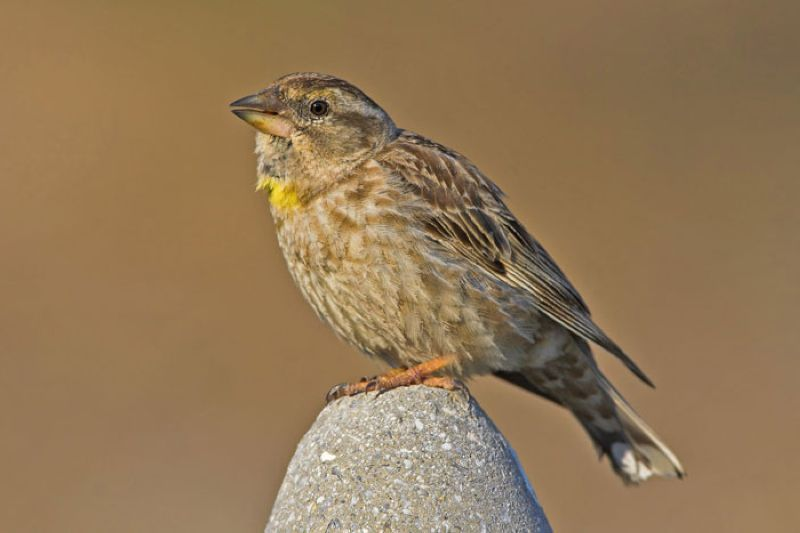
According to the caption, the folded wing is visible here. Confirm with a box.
[378,131,654,387]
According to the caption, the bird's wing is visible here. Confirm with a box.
[377,131,653,386]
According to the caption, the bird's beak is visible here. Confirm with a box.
[230,90,295,138]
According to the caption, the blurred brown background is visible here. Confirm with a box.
[1,1,798,531]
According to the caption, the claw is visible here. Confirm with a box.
[325,383,349,404]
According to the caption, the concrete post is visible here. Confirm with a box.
[266,385,551,532]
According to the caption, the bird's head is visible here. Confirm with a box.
[231,73,397,181]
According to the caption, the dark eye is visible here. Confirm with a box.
[309,99,329,117]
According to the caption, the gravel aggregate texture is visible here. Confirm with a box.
[266,385,551,532]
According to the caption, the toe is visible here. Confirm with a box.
[325,383,349,404]
[421,376,466,392]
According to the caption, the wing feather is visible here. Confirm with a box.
[378,131,654,386]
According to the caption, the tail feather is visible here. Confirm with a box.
[496,359,685,484]
[598,374,685,483]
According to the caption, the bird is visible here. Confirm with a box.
[230,72,684,484]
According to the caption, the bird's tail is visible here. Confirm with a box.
[496,350,685,484]
[592,374,685,484]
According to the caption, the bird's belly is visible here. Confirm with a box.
[272,204,559,376]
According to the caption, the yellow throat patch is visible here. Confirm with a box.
[256,176,300,210]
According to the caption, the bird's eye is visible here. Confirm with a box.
[309,100,329,117]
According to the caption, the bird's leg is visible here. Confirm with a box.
[326,355,459,403]
[357,366,406,383]
[420,376,460,390]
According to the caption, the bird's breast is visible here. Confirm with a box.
[269,184,419,357]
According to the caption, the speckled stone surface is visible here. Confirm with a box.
[266,385,551,532]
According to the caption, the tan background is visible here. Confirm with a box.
[2,1,798,531]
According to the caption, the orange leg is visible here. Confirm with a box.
[325,355,461,403]
[356,366,406,382]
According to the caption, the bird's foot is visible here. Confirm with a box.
[325,355,460,404]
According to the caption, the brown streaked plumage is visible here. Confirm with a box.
[231,72,684,484]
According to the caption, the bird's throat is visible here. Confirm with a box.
[256,176,300,210]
